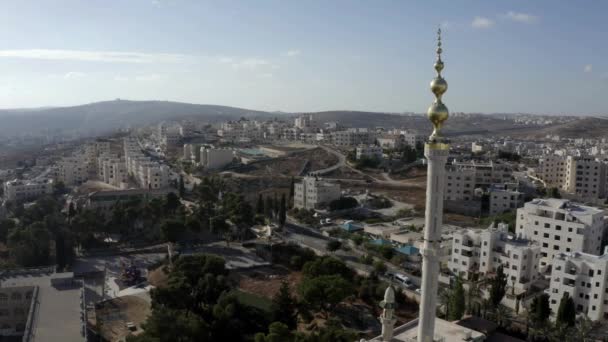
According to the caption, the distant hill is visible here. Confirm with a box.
[509,117,608,139]
[0,100,273,137]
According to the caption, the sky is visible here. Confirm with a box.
[0,0,605,115]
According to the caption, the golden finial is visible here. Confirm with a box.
[427,27,449,140]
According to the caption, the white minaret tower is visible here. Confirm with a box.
[379,285,397,341]
[417,28,450,342]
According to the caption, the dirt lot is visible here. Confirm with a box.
[237,267,303,299]
[237,148,339,177]
[96,295,151,341]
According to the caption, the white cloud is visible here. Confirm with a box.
[584,64,593,73]
[471,16,494,29]
[440,22,450,29]
[230,58,275,70]
[505,11,538,23]
[0,49,186,63]
[258,73,273,78]
[135,74,161,81]
[63,72,86,79]
[113,75,129,81]
[282,49,301,57]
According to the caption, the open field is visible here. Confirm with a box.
[236,147,339,177]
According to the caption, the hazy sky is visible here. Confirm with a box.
[0,0,605,114]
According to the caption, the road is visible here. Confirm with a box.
[282,219,421,287]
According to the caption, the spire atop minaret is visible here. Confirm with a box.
[427,27,449,141]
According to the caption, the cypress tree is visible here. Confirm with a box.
[279,194,286,227]
[256,194,264,215]
[448,277,466,321]
[556,292,576,327]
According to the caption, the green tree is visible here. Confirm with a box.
[160,219,186,243]
[279,194,287,227]
[255,322,293,342]
[302,256,354,281]
[326,240,341,252]
[179,175,185,198]
[298,275,353,318]
[165,192,181,214]
[8,222,51,267]
[549,187,561,199]
[529,293,551,327]
[256,194,265,215]
[489,265,507,306]
[0,218,16,243]
[448,277,466,321]
[270,281,298,329]
[328,197,358,211]
[289,177,295,207]
[556,292,576,328]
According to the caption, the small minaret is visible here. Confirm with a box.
[379,285,397,341]
[417,28,451,342]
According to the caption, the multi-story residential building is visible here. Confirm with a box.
[200,147,234,170]
[534,155,607,200]
[376,134,404,149]
[515,198,605,268]
[488,183,524,216]
[448,223,541,292]
[331,128,374,147]
[548,251,608,321]
[355,145,383,160]
[402,131,425,148]
[56,156,88,186]
[564,156,606,199]
[294,176,341,210]
[3,179,54,202]
[447,160,514,189]
[445,167,476,201]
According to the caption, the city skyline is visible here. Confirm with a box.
[0,0,605,115]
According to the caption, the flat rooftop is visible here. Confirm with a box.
[1,272,83,342]
[382,318,485,342]
[527,198,604,216]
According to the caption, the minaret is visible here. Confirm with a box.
[417,28,450,342]
[379,285,397,341]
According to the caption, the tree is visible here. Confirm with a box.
[302,256,354,281]
[255,322,293,342]
[179,175,185,198]
[160,219,186,243]
[279,194,286,227]
[326,240,341,253]
[270,281,297,329]
[256,194,265,215]
[298,275,353,318]
[0,219,16,243]
[529,293,551,327]
[53,181,68,196]
[265,196,274,219]
[448,277,466,321]
[289,177,295,207]
[372,260,387,275]
[549,187,561,199]
[556,292,576,328]
[8,222,51,267]
[489,265,507,306]
[328,197,358,211]
[165,192,181,214]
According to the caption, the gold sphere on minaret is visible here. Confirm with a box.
[427,28,449,140]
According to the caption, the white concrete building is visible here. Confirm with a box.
[445,167,476,201]
[548,251,608,321]
[448,160,514,189]
[56,156,88,186]
[377,134,404,149]
[356,145,383,160]
[293,176,341,210]
[488,183,524,216]
[331,128,374,147]
[515,198,606,268]
[4,179,54,202]
[200,147,234,170]
[534,155,607,200]
[448,223,541,292]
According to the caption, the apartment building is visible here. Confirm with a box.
[56,156,88,186]
[548,251,608,321]
[3,179,53,202]
[355,145,383,160]
[534,155,607,200]
[515,198,605,268]
[447,160,514,189]
[402,131,425,148]
[376,134,404,149]
[448,223,541,292]
[200,147,234,170]
[294,176,341,210]
[445,167,476,201]
[331,128,374,147]
[488,183,524,216]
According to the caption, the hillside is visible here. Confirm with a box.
[0,100,273,137]
[509,117,608,139]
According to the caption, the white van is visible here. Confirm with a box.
[394,273,413,287]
